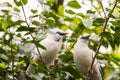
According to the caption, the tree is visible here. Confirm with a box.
[0,0,120,80]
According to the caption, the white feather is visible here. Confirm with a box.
[73,37,103,80]
[26,29,65,74]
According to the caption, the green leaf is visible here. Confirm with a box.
[0,26,4,31]
[109,39,115,50]
[43,11,60,26]
[22,0,28,5]
[87,10,95,14]
[37,44,46,50]
[114,27,120,33]
[65,9,75,14]
[106,54,120,66]
[61,65,81,79]
[32,20,40,26]
[41,10,48,16]
[14,0,22,6]
[1,9,9,14]
[64,17,73,21]
[17,26,35,32]
[76,12,85,17]
[92,26,102,34]
[0,63,5,69]
[36,65,49,74]
[46,18,55,27]
[112,8,120,18]
[114,37,120,46]
[101,40,109,48]
[58,5,64,16]
[0,48,5,53]
[14,7,20,12]
[101,31,113,48]
[110,20,120,27]
[0,20,8,30]
[101,31,111,38]
[67,1,81,9]
[48,12,59,20]
[33,40,46,50]
[48,0,56,3]
[4,2,12,7]
[31,9,38,14]
[14,20,24,25]
[59,53,73,63]
[93,18,105,26]
[14,0,28,6]
[18,60,25,65]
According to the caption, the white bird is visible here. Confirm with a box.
[26,28,67,74]
[73,35,103,80]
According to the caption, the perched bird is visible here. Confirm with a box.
[73,35,103,80]
[26,28,67,74]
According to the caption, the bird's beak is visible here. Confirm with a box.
[60,32,68,36]
[84,35,90,39]
[62,32,68,35]
[80,35,90,39]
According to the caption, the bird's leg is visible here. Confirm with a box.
[86,67,93,80]
[53,59,58,73]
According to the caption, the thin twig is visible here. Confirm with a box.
[85,0,118,80]
[21,6,34,39]
[21,5,47,68]
[65,39,77,54]
[99,1,107,19]
[10,33,14,80]
[65,28,84,54]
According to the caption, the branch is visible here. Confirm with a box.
[65,27,85,54]
[10,33,15,80]
[99,1,107,19]
[85,0,118,80]
[21,5,47,68]
[65,39,77,54]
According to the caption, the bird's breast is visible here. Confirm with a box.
[38,39,62,66]
[74,44,93,73]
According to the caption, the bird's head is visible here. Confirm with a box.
[47,28,68,41]
[48,28,68,36]
[77,35,90,46]
[78,35,91,43]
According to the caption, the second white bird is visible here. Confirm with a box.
[73,35,103,80]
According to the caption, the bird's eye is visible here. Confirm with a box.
[80,36,84,39]
[56,31,61,34]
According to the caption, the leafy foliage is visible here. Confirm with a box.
[0,0,120,80]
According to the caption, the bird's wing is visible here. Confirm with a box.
[26,36,62,74]
[91,60,104,80]
[99,65,104,80]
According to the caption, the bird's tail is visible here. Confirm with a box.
[26,63,35,74]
